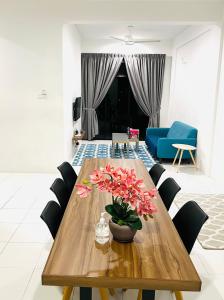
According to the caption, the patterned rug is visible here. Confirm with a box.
[72,143,155,169]
[175,193,224,250]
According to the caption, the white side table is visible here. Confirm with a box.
[172,143,197,172]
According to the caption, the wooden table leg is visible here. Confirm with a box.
[99,288,109,300]
[142,289,155,300]
[62,287,73,300]
[173,148,180,165]
[174,291,183,300]
[189,150,197,167]
[80,287,92,300]
[137,289,142,300]
[108,288,115,296]
[177,149,184,172]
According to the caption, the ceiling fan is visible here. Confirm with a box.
[110,25,160,45]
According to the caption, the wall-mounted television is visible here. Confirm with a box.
[73,97,81,121]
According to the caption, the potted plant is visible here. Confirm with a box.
[76,164,157,243]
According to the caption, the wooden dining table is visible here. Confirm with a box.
[42,158,201,300]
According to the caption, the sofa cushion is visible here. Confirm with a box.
[167,121,197,139]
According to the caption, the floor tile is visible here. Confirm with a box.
[0,180,22,208]
[0,242,6,254]
[122,289,173,300]
[190,253,209,276]
[182,275,224,300]
[10,223,52,243]
[197,250,224,275]
[0,174,9,184]
[156,291,173,300]
[0,209,28,223]
[0,243,43,267]
[22,209,43,224]
[82,287,122,300]
[0,223,19,242]
[31,191,57,209]
[36,243,53,269]
[0,267,34,300]
[213,275,224,299]
[4,188,36,209]
[22,267,65,300]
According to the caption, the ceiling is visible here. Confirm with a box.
[76,24,190,41]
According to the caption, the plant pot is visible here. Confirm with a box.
[109,220,137,243]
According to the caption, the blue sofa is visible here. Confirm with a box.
[145,121,197,159]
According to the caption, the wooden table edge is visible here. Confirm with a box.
[42,274,201,291]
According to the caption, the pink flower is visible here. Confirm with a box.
[76,184,92,198]
[136,191,157,216]
[104,164,114,175]
[89,169,104,184]
[76,163,157,219]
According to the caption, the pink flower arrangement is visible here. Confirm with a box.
[76,164,157,230]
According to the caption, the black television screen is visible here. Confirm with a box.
[73,97,81,121]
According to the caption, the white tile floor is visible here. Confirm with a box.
[0,141,223,300]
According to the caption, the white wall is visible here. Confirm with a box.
[63,25,81,161]
[168,25,221,174]
[210,24,224,180]
[0,22,64,172]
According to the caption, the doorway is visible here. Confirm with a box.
[95,61,148,140]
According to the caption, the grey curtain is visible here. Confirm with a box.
[124,54,166,127]
[81,53,123,140]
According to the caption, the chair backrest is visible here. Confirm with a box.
[40,201,63,239]
[167,121,197,139]
[50,178,70,214]
[149,163,166,186]
[173,201,208,253]
[57,162,77,195]
[158,177,181,210]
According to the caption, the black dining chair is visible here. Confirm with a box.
[50,178,70,215]
[172,201,208,300]
[40,200,63,239]
[40,201,114,300]
[173,200,209,254]
[138,201,208,300]
[148,163,165,186]
[57,161,77,195]
[158,177,181,211]
[40,201,74,299]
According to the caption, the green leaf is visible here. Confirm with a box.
[125,214,139,222]
[112,217,119,223]
[127,218,142,230]
[105,204,117,218]
[117,219,128,226]
[126,209,136,216]
[106,203,142,230]
[113,203,128,218]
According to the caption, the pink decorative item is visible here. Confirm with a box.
[76,164,157,238]
[129,128,139,139]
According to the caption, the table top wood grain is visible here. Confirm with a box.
[42,158,201,291]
